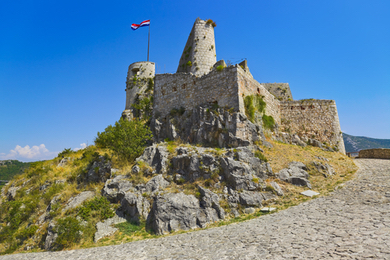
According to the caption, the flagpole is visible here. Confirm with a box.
[147,23,150,61]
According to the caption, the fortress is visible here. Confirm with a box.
[123,18,345,154]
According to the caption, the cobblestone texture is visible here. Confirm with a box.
[2,159,389,260]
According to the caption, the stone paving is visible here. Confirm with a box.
[2,159,389,260]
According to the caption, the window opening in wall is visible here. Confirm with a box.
[132,68,140,76]
[257,88,260,94]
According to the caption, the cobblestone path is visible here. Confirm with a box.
[2,159,389,260]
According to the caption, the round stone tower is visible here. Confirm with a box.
[176,18,217,76]
[122,61,155,120]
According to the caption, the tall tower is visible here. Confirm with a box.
[122,61,155,120]
[176,18,217,76]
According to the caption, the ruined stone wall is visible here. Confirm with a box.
[236,66,281,124]
[280,100,345,154]
[261,83,293,101]
[359,149,390,159]
[153,66,239,118]
[177,18,217,76]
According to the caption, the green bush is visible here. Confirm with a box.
[186,61,192,67]
[42,183,64,204]
[262,115,275,130]
[243,95,267,124]
[216,65,225,71]
[131,96,153,121]
[95,118,152,162]
[57,148,73,158]
[254,150,268,162]
[16,225,38,241]
[54,217,81,250]
[78,196,114,221]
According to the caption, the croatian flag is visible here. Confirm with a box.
[131,20,150,30]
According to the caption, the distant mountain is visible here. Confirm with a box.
[343,133,390,153]
[0,160,31,187]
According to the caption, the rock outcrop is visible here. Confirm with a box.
[276,161,312,189]
[102,175,133,203]
[151,106,265,148]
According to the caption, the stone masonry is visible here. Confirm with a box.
[177,18,216,76]
[280,100,345,154]
[122,61,155,120]
[359,148,390,159]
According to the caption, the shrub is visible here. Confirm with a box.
[54,217,81,250]
[78,196,114,221]
[57,148,73,158]
[186,61,192,67]
[262,115,275,130]
[95,118,152,162]
[216,65,225,72]
[243,95,267,123]
[206,19,217,27]
[254,150,268,162]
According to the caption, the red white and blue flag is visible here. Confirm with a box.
[131,20,150,30]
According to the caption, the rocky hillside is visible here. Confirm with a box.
[0,136,356,255]
[343,133,390,153]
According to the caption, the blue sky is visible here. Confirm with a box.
[1,0,389,162]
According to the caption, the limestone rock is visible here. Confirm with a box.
[6,186,20,201]
[308,138,323,148]
[276,161,312,189]
[120,192,150,222]
[239,191,263,207]
[270,181,284,196]
[94,211,127,243]
[102,175,133,203]
[63,191,95,212]
[136,144,169,174]
[145,174,169,193]
[198,186,225,219]
[151,106,265,148]
[146,192,200,235]
[57,157,70,167]
[39,181,51,192]
[44,221,58,251]
[85,156,112,183]
[312,161,336,177]
[171,152,219,182]
[220,157,260,191]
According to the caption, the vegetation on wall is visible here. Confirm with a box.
[244,94,275,130]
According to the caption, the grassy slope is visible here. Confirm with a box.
[0,140,357,254]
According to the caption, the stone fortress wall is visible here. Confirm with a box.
[279,100,345,154]
[261,83,292,101]
[153,67,239,119]
[124,18,346,153]
[359,148,390,159]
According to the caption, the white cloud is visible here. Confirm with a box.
[74,143,87,151]
[0,144,58,162]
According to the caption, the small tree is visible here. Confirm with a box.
[95,118,152,162]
